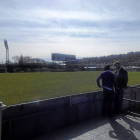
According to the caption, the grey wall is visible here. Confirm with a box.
[2,86,140,140]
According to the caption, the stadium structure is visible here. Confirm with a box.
[51,53,76,63]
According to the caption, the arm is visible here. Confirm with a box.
[96,74,102,88]
[113,74,117,92]
[124,70,128,88]
[120,68,128,88]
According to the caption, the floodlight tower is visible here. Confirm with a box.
[4,39,9,64]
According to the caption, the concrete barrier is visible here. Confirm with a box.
[96,100,102,116]
[91,91,103,116]
[39,106,77,135]
[131,87,138,92]
[38,96,70,112]
[2,105,23,120]
[122,100,129,110]
[90,102,97,117]
[2,105,77,140]
[9,115,39,140]
[136,88,140,101]
[2,88,136,140]
[76,103,91,122]
[123,91,131,99]
[2,121,10,140]
[124,87,131,93]
[0,105,6,140]
[2,96,70,120]
[71,93,91,105]
[95,91,103,100]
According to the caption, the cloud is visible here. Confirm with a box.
[0,0,140,62]
[1,17,140,43]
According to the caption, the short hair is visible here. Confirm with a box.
[114,61,120,65]
[104,65,110,70]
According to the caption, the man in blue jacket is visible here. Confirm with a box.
[96,65,117,117]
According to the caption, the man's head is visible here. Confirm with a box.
[114,61,121,70]
[104,65,110,71]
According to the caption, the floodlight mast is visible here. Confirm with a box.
[4,39,9,64]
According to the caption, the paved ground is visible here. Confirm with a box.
[33,113,140,140]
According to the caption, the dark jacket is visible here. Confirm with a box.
[115,67,128,88]
[96,71,117,90]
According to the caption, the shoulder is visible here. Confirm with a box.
[100,71,108,76]
[109,71,115,77]
[104,71,114,76]
[120,67,127,72]
[98,71,105,77]
[120,67,127,73]
[101,71,106,74]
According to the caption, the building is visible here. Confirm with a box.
[51,53,76,63]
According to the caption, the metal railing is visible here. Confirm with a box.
[123,86,140,114]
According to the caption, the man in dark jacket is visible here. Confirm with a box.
[114,61,128,115]
[96,65,117,117]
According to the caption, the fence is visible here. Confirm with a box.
[1,85,140,140]
[123,85,140,112]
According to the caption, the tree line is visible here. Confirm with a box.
[82,51,140,66]
[12,55,48,64]
[4,51,140,73]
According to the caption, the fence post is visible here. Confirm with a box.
[0,104,7,140]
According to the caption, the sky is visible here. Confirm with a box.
[0,0,140,63]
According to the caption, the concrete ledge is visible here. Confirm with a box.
[122,100,129,110]
[38,96,70,112]
[123,92,131,99]
[124,87,131,93]
[39,106,77,135]
[71,93,91,105]
[136,88,140,101]
[2,121,10,140]
[91,91,103,101]
[76,103,91,122]
[131,87,138,92]
[2,96,70,120]
[95,91,103,100]
[2,105,22,120]
[96,100,102,116]
[90,102,97,117]
[5,115,39,140]
[2,89,134,140]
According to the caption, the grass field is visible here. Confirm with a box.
[0,71,140,106]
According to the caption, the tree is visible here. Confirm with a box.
[18,55,24,64]
[12,55,19,63]
[23,56,32,63]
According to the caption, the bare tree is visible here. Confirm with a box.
[23,56,32,63]
[18,55,24,64]
[12,55,19,63]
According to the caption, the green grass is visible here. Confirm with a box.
[0,71,140,106]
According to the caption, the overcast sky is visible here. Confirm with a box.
[0,0,140,63]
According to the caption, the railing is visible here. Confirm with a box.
[123,86,140,113]
[123,98,140,112]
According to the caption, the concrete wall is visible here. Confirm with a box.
[136,88,140,100]
[2,86,139,140]
[123,85,140,109]
[3,96,70,120]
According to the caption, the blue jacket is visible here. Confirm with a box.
[96,70,117,90]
